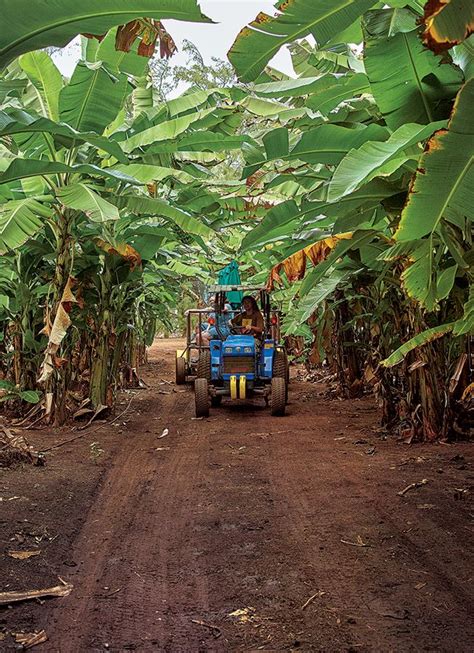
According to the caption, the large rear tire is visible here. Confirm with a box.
[273,350,289,403]
[271,376,286,416]
[175,356,186,385]
[195,378,209,417]
[196,349,211,381]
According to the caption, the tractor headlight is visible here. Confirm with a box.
[224,347,232,353]
[244,347,252,353]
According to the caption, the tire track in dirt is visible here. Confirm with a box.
[46,384,214,652]
[266,426,474,652]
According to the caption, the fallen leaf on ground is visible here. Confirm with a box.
[228,607,256,623]
[8,550,41,560]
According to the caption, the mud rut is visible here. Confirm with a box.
[3,339,474,652]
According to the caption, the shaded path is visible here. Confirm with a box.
[2,339,473,652]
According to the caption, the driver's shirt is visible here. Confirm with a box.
[232,311,264,331]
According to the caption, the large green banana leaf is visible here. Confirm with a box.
[228,0,376,82]
[19,51,63,121]
[305,73,370,115]
[400,239,437,310]
[422,0,474,53]
[241,179,395,250]
[364,9,463,130]
[290,123,389,165]
[328,120,447,201]
[165,89,229,118]
[381,322,455,367]
[111,164,195,184]
[0,198,52,253]
[0,159,140,186]
[297,269,351,322]
[57,184,120,222]
[0,0,211,69]
[114,196,215,238]
[453,285,474,336]
[0,109,128,163]
[452,35,474,80]
[138,132,254,156]
[170,133,253,153]
[59,62,129,134]
[396,77,474,241]
[95,30,149,78]
[243,123,388,178]
[121,107,218,152]
[252,75,352,99]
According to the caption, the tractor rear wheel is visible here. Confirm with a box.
[175,356,186,385]
[273,350,289,403]
[271,376,286,416]
[195,378,209,417]
[196,349,211,381]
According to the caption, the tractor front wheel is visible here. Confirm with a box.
[195,378,210,417]
[196,349,211,381]
[271,376,286,416]
[273,350,289,403]
[175,356,186,385]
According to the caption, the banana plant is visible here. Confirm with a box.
[0,25,250,421]
[229,0,472,440]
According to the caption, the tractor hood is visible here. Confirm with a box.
[222,335,255,352]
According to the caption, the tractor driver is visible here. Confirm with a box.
[231,295,264,337]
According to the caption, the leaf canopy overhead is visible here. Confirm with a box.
[0,0,211,69]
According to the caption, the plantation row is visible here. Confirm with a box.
[0,0,472,439]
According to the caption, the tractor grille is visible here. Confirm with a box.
[223,356,254,374]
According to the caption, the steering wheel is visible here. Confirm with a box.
[230,324,251,335]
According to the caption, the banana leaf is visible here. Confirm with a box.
[0,0,211,69]
[0,198,52,253]
[114,195,215,238]
[228,0,376,82]
[0,109,128,163]
[382,323,455,367]
[422,0,474,53]
[0,159,140,186]
[328,120,446,201]
[364,9,463,130]
[396,78,474,240]
[57,184,120,222]
[59,62,129,134]
[19,51,63,121]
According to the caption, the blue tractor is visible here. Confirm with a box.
[194,285,289,417]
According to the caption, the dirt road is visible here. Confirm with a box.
[1,339,473,652]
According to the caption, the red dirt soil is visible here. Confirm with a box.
[1,339,473,652]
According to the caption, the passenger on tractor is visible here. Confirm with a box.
[231,295,264,337]
[198,301,232,344]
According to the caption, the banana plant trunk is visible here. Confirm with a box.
[90,265,113,409]
[47,211,73,425]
